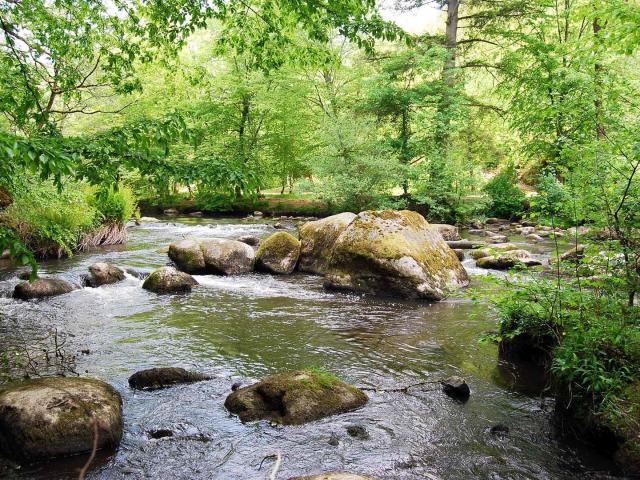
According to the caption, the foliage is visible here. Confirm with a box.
[88,185,137,225]
[482,165,526,219]
[3,179,96,257]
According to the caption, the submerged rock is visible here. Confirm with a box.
[87,262,125,287]
[142,267,197,294]
[487,234,509,244]
[169,238,255,275]
[441,376,470,400]
[299,213,356,274]
[324,210,469,300]
[0,377,122,461]
[13,278,75,300]
[128,367,210,391]
[476,254,542,270]
[429,223,460,241]
[237,235,261,247]
[288,474,376,480]
[224,370,368,425]
[255,231,301,274]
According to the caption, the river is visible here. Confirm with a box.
[0,217,620,479]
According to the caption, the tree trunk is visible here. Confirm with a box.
[435,0,459,154]
[593,16,605,139]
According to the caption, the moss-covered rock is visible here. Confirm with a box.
[255,231,301,274]
[476,251,542,270]
[0,377,122,461]
[169,238,255,275]
[299,212,356,274]
[168,239,205,273]
[224,370,368,425]
[142,266,197,294]
[128,367,211,391]
[87,262,125,287]
[429,223,460,241]
[324,210,469,300]
[288,474,376,480]
[13,278,75,300]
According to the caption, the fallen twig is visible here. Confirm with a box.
[360,380,441,393]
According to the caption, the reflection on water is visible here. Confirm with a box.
[0,217,619,479]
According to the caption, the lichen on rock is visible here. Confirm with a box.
[224,370,368,425]
[299,212,356,274]
[323,210,468,300]
[255,231,301,274]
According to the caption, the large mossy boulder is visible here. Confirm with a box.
[168,238,255,275]
[0,377,123,461]
[87,262,125,287]
[224,370,368,425]
[299,213,356,274]
[142,266,197,294]
[255,232,301,274]
[128,367,211,391]
[13,278,75,300]
[324,210,469,300]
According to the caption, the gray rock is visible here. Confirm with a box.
[256,232,301,274]
[288,474,376,480]
[429,224,460,241]
[299,213,356,274]
[87,262,125,287]
[441,376,470,400]
[163,208,179,216]
[169,238,255,275]
[0,377,122,461]
[128,367,210,390]
[237,235,261,247]
[142,267,197,294]
[13,278,75,300]
[224,370,367,425]
[324,210,468,300]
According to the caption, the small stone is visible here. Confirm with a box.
[346,425,369,440]
[489,424,509,436]
[328,433,340,446]
[128,367,210,391]
[188,211,203,217]
[164,208,179,216]
[231,382,242,391]
[441,376,470,400]
[253,211,264,217]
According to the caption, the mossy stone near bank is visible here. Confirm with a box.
[224,370,368,425]
[0,377,123,461]
[169,238,255,275]
[142,266,197,294]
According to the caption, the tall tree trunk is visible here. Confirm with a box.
[400,108,410,195]
[593,16,605,139]
[433,0,459,183]
[237,94,251,198]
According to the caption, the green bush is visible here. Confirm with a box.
[495,276,640,414]
[3,180,96,256]
[88,185,137,224]
[482,165,526,219]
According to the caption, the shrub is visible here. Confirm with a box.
[3,179,96,257]
[482,165,526,219]
[88,185,137,224]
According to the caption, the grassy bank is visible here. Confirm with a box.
[493,259,640,474]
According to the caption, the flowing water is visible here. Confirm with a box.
[0,218,621,479]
